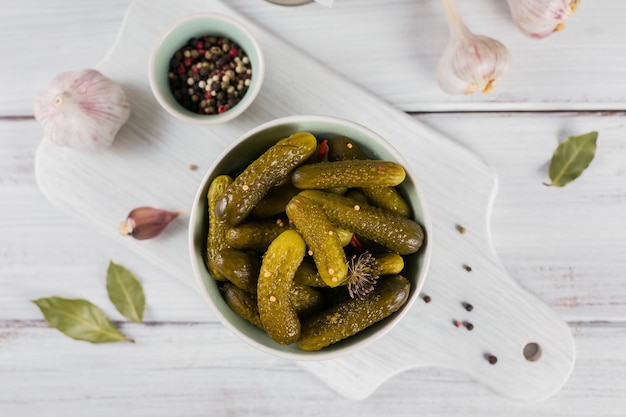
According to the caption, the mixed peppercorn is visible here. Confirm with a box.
[168,35,252,115]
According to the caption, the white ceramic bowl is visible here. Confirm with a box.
[149,13,264,125]
[189,115,432,360]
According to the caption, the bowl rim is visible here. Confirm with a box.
[189,114,433,360]
[148,12,265,125]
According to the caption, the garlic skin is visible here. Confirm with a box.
[34,69,130,151]
[507,0,581,39]
[437,0,511,95]
[119,207,182,240]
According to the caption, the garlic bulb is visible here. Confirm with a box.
[437,0,511,95]
[507,0,580,39]
[34,69,130,151]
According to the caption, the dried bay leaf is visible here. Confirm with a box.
[546,131,598,187]
[33,297,133,343]
[106,261,146,323]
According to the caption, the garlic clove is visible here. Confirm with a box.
[34,69,130,151]
[437,0,511,95]
[507,0,581,39]
[119,207,182,240]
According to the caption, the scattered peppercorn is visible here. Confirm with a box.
[423,295,431,303]
[463,264,472,272]
[464,322,474,331]
[454,320,462,329]
[457,224,467,234]
[488,355,498,364]
[167,35,252,115]
[464,302,474,312]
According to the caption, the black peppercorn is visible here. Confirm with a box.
[167,35,252,115]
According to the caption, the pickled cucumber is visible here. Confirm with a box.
[299,190,424,255]
[206,175,234,280]
[329,137,410,217]
[215,132,317,226]
[327,136,368,161]
[297,275,411,351]
[360,186,410,218]
[222,282,263,329]
[257,230,306,345]
[286,195,348,287]
[290,283,324,317]
[251,181,300,218]
[374,252,405,276]
[225,219,292,252]
[294,259,326,287]
[335,228,354,247]
[292,160,406,189]
[213,248,261,294]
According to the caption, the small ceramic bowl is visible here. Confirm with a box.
[149,13,264,125]
[189,115,432,360]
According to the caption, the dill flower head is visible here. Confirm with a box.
[346,252,380,300]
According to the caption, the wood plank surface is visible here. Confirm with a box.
[3,0,626,114]
[0,321,624,416]
[2,0,626,414]
[1,112,625,413]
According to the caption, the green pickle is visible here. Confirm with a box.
[206,175,234,280]
[215,132,317,226]
[293,259,326,287]
[225,219,292,252]
[292,160,406,189]
[222,282,263,329]
[257,230,306,345]
[327,136,369,161]
[213,249,260,294]
[286,195,348,287]
[360,186,410,218]
[290,283,324,317]
[329,136,410,217]
[251,181,300,218]
[299,190,424,255]
[297,275,411,351]
[374,252,405,275]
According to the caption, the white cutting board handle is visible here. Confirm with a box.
[299,170,576,402]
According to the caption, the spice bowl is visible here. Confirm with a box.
[189,115,432,360]
[149,13,264,125]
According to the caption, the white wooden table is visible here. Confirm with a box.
[1,1,625,415]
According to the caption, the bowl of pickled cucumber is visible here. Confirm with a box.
[189,115,432,359]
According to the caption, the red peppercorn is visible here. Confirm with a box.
[316,139,328,162]
[217,105,228,114]
[196,41,204,50]
[192,66,199,74]
[349,234,365,253]
[183,58,193,67]
[177,65,185,74]
[229,47,238,58]
[204,91,212,100]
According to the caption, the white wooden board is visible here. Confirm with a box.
[34,0,574,401]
